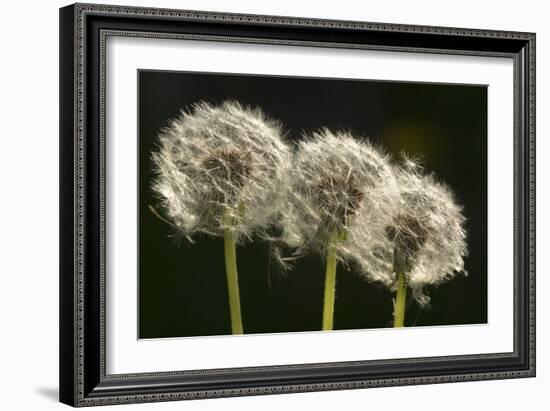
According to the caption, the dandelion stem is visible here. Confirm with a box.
[394,271,407,327]
[223,215,243,335]
[322,232,338,331]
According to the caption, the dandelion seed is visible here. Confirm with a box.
[151,101,291,334]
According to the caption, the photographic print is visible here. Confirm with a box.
[138,70,487,339]
[60,5,535,405]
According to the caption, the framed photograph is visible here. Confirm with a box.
[59,3,535,407]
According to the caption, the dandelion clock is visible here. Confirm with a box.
[151,101,291,334]
[279,129,398,330]
[356,158,468,327]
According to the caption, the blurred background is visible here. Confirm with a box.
[138,70,487,338]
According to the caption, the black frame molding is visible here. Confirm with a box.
[60,3,535,407]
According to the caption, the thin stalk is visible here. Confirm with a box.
[394,271,407,328]
[322,232,338,331]
[223,214,243,335]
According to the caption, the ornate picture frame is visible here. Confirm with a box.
[59,3,535,406]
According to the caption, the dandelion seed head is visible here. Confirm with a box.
[151,100,291,242]
[279,129,399,270]
[360,160,468,304]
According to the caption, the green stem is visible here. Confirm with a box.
[322,233,338,331]
[394,271,407,328]
[223,222,243,335]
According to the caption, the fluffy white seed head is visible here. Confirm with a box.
[151,101,291,243]
[278,129,399,270]
[359,158,468,304]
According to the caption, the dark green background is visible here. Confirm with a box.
[138,70,487,338]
